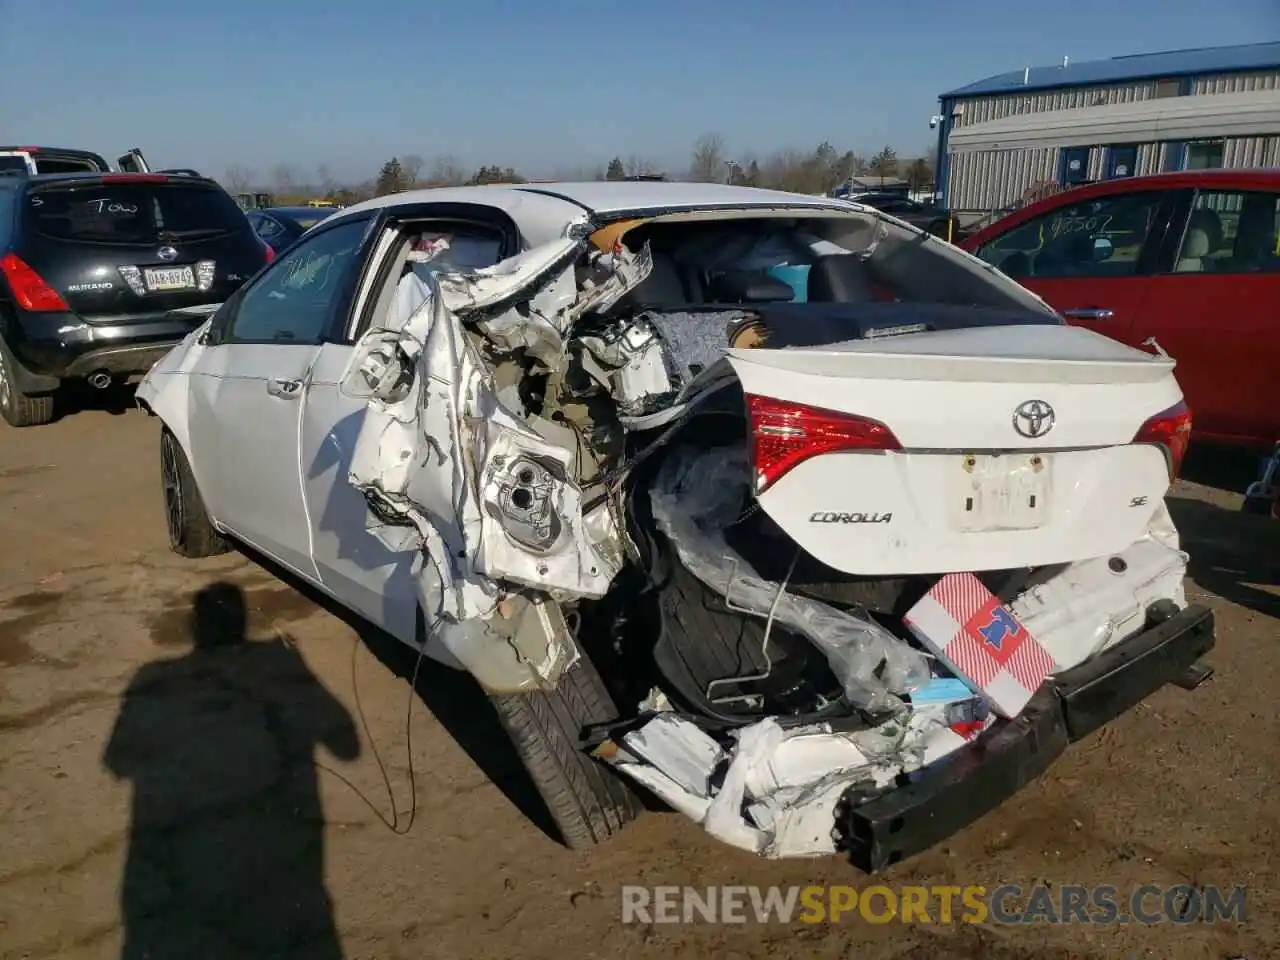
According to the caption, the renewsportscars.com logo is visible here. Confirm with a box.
[621,884,1247,926]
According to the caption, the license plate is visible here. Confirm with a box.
[143,266,195,292]
[950,453,1051,532]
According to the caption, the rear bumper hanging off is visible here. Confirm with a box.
[837,603,1215,872]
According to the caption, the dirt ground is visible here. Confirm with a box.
[0,396,1276,960]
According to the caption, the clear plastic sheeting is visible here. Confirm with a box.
[648,445,931,713]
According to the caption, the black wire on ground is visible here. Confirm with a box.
[314,632,428,836]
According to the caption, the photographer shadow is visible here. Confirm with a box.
[104,581,359,959]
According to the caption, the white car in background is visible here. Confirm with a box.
[137,181,1214,868]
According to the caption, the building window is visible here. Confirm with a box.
[1061,147,1091,186]
[1186,140,1226,170]
[1154,78,1187,98]
[1107,145,1139,179]
[1162,142,1187,172]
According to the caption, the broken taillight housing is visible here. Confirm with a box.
[746,393,901,494]
[0,253,69,312]
[1132,399,1192,479]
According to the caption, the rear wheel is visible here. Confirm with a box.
[0,344,55,428]
[160,427,230,558]
[490,645,641,849]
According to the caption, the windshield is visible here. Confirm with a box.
[27,181,248,245]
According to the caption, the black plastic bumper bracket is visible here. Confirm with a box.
[837,603,1215,873]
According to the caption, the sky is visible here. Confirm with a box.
[2,0,1276,184]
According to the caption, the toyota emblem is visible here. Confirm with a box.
[156,246,179,262]
[1012,400,1055,439]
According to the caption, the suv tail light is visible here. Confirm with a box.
[746,393,901,493]
[1132,399,1192,479]
[263,242,275,263]
[0,253,69,312]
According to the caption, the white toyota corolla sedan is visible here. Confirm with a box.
[137,181,1214,868]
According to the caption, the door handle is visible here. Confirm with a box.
[1061,307,1115,320]
[266,378,302,399]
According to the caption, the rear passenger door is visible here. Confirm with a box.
[1136,187,1280,446]
[187,215,375,579]
[973,188,1177,345]
[301,212,509,642]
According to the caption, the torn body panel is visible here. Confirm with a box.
[340,239,649,688]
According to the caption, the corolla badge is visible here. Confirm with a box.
[1012,399,1055,439]
[156,246,179,261]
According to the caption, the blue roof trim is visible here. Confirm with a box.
[941,41,1280,98]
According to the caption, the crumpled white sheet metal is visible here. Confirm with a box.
[1011,500,1189,672]
[605,706,987,858]
[342,245,628,627]
[648,444,931,713]
[433,239,653,368]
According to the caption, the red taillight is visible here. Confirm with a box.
[746,393,901,493]
[263,243,276,263]
[0,253,69,312]
[1132,399,1192,479]
[101,173,168,183]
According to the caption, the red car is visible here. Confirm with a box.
[963,170,1280,450]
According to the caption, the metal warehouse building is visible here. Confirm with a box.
[935,41,1280,215]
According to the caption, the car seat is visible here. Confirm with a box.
[1176,208,1223,273]
[805,253,877,302]
[627,252,689,307]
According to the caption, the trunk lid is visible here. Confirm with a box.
[20,176,266,321]
[728,323,1186,575]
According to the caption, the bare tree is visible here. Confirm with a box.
[428,155,467,186]
[316,164,337,195]
[689,133,726,183]
[224,165,254,195]
[625,155,657,177]
[401,154,425,187]
[271,164,299,197]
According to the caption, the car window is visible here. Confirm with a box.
[253,215,284,240]
[1173,190,1280,274]
[975,191,1166,280]
[227,219,368,344]
[26,181,248,244]
[403,224,504,277]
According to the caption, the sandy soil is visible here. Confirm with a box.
[0,396,1276,960]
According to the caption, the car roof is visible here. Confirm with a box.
[328,181,860,246]
[262,206,331,218]
[0,145,106,159]
[14,171,221,186]
[963,168,1280,247]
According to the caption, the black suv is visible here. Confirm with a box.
[0,171,270,427]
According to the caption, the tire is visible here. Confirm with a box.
[1242,495,1273,517]
[0,343,55,427]
[490,647,641,849]
[160,427,231,558]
